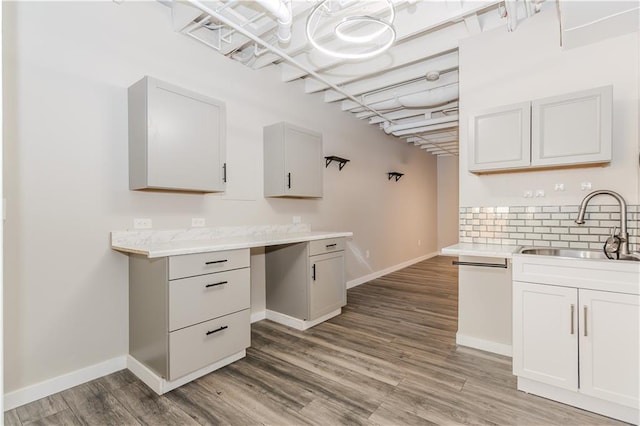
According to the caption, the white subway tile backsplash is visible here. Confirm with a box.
[460,204,639,252]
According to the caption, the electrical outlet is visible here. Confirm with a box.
[365,250,370,259]
[133,218,152,229]
[554,183,565,191]
[191,218,206,227]
[418,239,422,246]
[292,216,301,224]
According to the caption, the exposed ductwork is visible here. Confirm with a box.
[256,0,292,44]
[383,114,459,135]
[371,84,459,110]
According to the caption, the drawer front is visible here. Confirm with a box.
[169,268,250,332]
[169,309,250,380]
[309,238,345,256]
[169,249,250,280]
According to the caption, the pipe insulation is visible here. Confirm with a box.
[370,84,459,110]
[255,0,292,44]
[383,114,459,134]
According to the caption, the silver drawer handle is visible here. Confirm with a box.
[205,259,228,265]
[206,326,228,336]
[326,243,337,248]
[205,281,227,288]
[570,304,575,335]
[583,306,588,337]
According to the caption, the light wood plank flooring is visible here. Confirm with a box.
[4,256,627,425]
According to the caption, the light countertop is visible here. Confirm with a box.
[111,228,352,258]
[441,243,521,259]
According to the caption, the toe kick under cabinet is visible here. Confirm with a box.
[128,248,250,391]
[265,238,346,329]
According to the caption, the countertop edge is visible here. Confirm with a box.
[112,231,354,258]
[441,243,521,259]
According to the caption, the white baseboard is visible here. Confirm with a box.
[518,377,639,424]
[250,310,266,323]
[127,350,246,395]
[4,356,127,411]
[347,252,439,289]
[456,333,512,357]
[265,309,341,331]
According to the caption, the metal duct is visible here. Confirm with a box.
[256,0,292,44]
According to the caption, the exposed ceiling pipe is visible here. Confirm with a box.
[185,0,397,124]
[371,84,459,110]
[391,121,458,137]
[255,0,292,44]
[383,114,459,134]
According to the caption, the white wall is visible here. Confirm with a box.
[459,8,639,207]
[437,156,459,249]
[2,2,438,394]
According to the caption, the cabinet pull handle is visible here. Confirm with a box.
[583,306,588,337]
[452,260,508,269]
[205,281,228,288]
[287,172,291,189]
[223,163,227,183]
[326,243,337,248]
[205,259,228,265]
[570,304,575,335]
[312,264,316,281]
[206,326,228,336]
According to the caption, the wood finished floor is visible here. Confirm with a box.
[5,256,627,425]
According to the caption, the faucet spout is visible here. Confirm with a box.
[575,190,629,255]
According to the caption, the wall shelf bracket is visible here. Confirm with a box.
[387,172,404,181]
[325,156,350,170]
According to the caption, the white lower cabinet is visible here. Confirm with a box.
[512,254,640,423]
[578,289,639,408]
[513,282,578,391]
[265,238,346,329]
[128,249,251,393]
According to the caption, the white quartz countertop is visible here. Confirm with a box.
[111,229,353,258]
[441,243,521,259]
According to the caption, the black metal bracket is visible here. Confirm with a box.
[387,172,404,181]
[325,156,350,170]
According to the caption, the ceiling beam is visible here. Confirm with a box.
[319,51,459,102]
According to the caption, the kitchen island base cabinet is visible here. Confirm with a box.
[265,238,346,330]
[128,249,251,395]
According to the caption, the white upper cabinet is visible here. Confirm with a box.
[264,122,323,198]
[468,86,613,174]
[129,76,227,192]
[531,86,612,167]
[468,102,531,172]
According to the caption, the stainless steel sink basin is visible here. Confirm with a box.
[519,247,640,262]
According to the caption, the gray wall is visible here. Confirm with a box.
[3,2,439,393]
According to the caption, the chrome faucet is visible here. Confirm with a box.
[575,190,630,256]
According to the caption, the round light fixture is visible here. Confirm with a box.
[306,0,396,60]
[426,70,441,81]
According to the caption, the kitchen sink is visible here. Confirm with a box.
[519,247,640,262]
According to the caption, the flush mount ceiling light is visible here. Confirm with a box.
[305,0,397,60]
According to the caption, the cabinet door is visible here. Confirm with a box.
[579,289,639,408]
[468,102,531,173]
[513,281,578,391]
[531,86,612,167]
[147,78,226,192]
[284,125,323,197]
[309,252,345,320]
